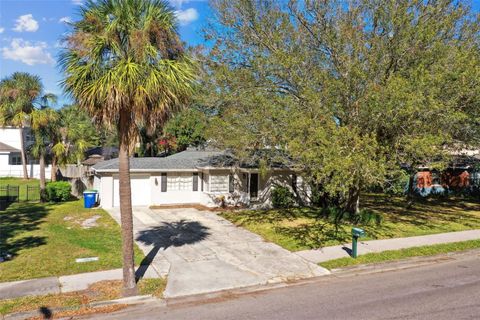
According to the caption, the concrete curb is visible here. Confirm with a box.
[328,248,480,278]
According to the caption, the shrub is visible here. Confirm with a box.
[384,170,410,196]
[46,181,71,202]
[271,186,295,208]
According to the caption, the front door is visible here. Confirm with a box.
[249,173,258,199]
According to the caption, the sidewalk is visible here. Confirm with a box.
[0,268,159,300]
[296,229,480,263]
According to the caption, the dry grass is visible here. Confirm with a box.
[0,278,166,316]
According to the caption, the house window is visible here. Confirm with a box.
[210,175,229,193]
[229,174,234,193]
[193,173,199,191]
[161,173,167,192]
[167,173,193,191]
[9,153,22,165]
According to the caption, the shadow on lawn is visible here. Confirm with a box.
[135,220,210,280]
[0,203,49,259]
[222,194,480,250]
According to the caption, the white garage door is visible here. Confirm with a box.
[113,175,151,207]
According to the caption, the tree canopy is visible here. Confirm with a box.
[202,0,480,213]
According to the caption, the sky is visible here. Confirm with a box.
[1,0,479,107]
[0,0,210,106]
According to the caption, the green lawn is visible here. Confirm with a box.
[319,239,480,270]
[0,200,144,282]
[221,194,480,251]
[0,177,40,201]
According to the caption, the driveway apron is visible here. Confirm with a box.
[106,207,329,298]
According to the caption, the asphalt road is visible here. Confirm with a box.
[85,253,480,320]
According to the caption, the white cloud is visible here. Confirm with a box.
[169,0,205,9]
[175,8,199,26]
[0,27,4,34]
[72,0,83,5]
[2,38,54,65]
[13,14,39,32]
[59,16,72,24]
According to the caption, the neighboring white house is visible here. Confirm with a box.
[92,148,310,208]
[0,127,51,179]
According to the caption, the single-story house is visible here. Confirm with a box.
[92,148,309,208]
[414,154,480,196]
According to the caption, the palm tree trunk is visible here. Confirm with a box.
[19,127,29,179]
[51,157,57,181]
[39,153,46,201]
[118,112,137,297]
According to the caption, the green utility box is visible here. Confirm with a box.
[351,227,365,258]
[352,227,365,238]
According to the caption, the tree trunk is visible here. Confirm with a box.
[118,112,137,297]
[39,153,46,201]
[19,127,29,179]
[51,157,57,181]
[406,172,416,208]
[345,187,360,216]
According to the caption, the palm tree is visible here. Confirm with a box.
[31,107,59,200]
[0,73,52,179]
[60,0,195,295]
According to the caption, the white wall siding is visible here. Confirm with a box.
[100,175,113,208]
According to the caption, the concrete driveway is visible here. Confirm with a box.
[106,207,329,298]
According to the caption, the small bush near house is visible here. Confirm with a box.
[272,186,295,208]
[46,181,71,202]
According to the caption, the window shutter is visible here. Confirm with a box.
[201,173,204,191]
[229,174,234,193]
[161,173,167,192]
[292,174,297,193]
[193,173,199,191]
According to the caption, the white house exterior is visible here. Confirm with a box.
[92,149,310,209]
[0,127,51,179]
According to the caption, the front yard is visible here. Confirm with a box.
[221,194,480,252]
[0,200,144,282]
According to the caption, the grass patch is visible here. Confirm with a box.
[0,278,166,316]
[221,194,480,251]
[319,239,480,270]
[0,200,144,282]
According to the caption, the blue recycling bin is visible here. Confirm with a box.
[83,191,97,208]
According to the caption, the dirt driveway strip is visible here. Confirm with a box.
[106,207,329,298]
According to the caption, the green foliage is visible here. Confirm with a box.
[202,0,480,213]
[53,105,99,165]
[46,182,71,202]
[59,0,197,147]
[271,186,296,208]
[164,108,208,151]
[384,170,410,196]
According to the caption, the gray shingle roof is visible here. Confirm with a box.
[92,149,230,172]
[0,142,20,152]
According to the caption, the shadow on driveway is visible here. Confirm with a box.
[135,220,210,280]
